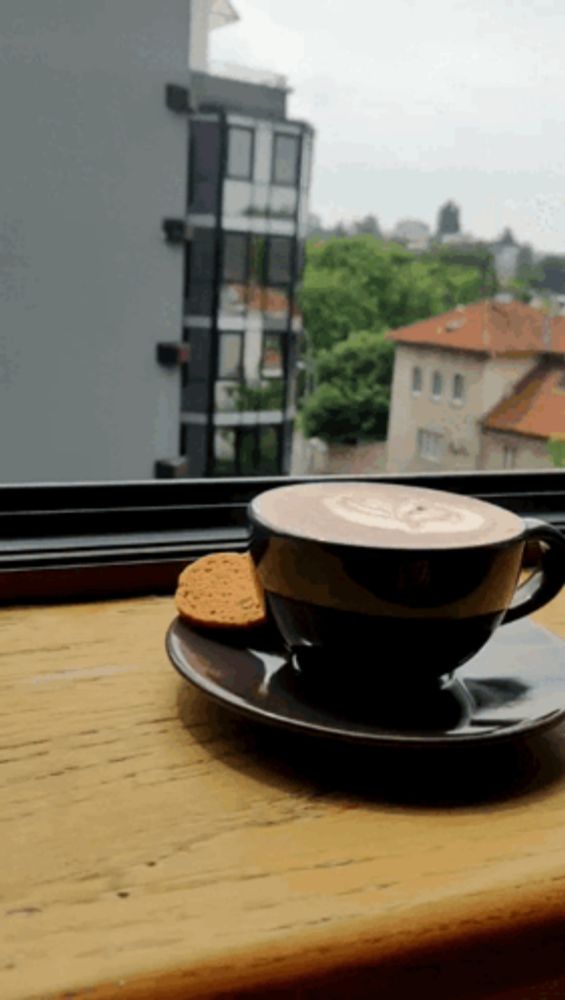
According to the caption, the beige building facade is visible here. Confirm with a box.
[386,343,535,473]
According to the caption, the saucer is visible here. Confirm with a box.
[165,618,565,748]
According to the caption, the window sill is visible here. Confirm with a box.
[1,471,565,604]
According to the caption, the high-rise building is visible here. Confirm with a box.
[178,5,314,477]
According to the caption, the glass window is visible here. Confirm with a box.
[418,429,444,461]
[213,428,237,476]
[261,333,284,377]
[218,332,243,379]
[222,233,248,283]
[227,126,254,180]
[431,371,443,400]
[267,237,294,284]
[412,366,422,395]
[452,373,465,403]
[249,235,267,285]
[262,286,291,323]
[257,426,280,475]
[188,120,221,213]
[272,133,300,186]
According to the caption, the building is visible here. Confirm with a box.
[391,220,431,252]
[0,0,312,482]
[181,8,313,477]
[386,300,565,472]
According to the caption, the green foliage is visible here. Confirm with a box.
[227,380,284,411]
[301,331,394,443]
[301,236,493,354]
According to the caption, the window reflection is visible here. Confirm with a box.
[261,332,284,377]
[219,283,247,317]
[262,285,290,322]
[272,133,300,186]
[218,332,243,379]
[213,428,237,476]
[222,233,248,282]
[267,237,293,284]
[227,126,254,180]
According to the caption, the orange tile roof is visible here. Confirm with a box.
[483,363,565,439]
[389,300,565,357]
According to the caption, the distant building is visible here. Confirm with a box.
[386,300,565,472]
[391,220,431,252]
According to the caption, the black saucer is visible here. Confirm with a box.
[166,618,565,748]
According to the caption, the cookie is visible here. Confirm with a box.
[175,552,267,629]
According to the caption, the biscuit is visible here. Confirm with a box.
[175,552,267,629]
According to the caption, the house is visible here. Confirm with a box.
[386,300,565,472]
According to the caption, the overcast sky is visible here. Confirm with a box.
[211,0,565,253]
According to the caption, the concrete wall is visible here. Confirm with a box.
[291,430,387,476]
[481,430,553,470]
[386,344,535,473]
[0,0,188,482]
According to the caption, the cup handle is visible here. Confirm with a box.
[503,518,565,624]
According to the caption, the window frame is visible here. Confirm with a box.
[1,471,564,604]
[418,428,444,462]
[226,125,255,181]
[412,366,423,396]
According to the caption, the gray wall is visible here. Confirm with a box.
[0,0,189,482]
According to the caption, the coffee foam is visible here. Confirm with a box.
[252,482,522,549]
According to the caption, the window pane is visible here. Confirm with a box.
[262,333,284,377]
[412,366,422,394]
[218,332,242,379]
[453,373,465,402]
[188,120,221,213]
[222,233,248,282]
[273,133,300,185]
[267,237,293,284]
[432,371,443,399]
[249,235,267,285]
[418,429,444,461]
[257,426,280,474]
[213,429,237,476]
[239,428,256,475]
[227,126,254,180]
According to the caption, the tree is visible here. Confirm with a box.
[301,331,394,443]
[300,235,492,354]
[352,214,382,238]
[436,200,461,237]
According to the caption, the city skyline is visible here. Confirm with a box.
[211,0,565,255]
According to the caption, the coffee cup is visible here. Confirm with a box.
[248,481,565,686]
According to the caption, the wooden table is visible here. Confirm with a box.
[2,593,565,1000]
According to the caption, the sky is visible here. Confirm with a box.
[210,0,565,254]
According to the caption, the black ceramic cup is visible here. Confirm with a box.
[248,481,565,687]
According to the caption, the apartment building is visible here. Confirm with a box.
[386,301,565,472]
[180,52,313,476]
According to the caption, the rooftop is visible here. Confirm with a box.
[483,362,565,440]
[389,300,565,357]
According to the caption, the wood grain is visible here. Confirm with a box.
[1,594,565,1000]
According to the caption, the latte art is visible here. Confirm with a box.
[323,494,486,535]
[251,481,522,550]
